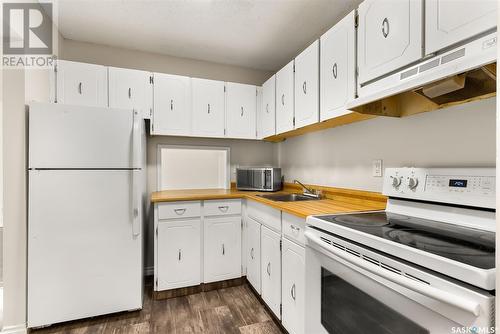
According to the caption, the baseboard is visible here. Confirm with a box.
[144,266,154,277]
[1,324,27,334]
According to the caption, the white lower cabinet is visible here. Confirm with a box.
[204,216,242,283]
[156,218,201,290]
[246,216,261,294]
[261,225,282,319]
[282,238,305,334]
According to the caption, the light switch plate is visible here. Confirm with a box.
[372,160,383,177]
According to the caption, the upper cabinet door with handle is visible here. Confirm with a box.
[294,40,319,129]
[225,82,257,139]
[320,11,356,122]
[258,75,276,139]
[152,73,191,136]
[275,60,295,134]
[425,0,497,55]
[191,78,225,138]
[358,0,423,85]
[56,60,108,107]
[108,67,153,118]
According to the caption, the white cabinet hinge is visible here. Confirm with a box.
[155,278,158,289]
[293,64,295,73]
[355,13,359,28]
[280,303,283,316]
[155,227,158,237]
[280,239,282,251]
[224,85,226,93]
[224,128,227,136]
[293,117,296,127]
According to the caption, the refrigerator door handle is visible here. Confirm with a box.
[131,110,141,237]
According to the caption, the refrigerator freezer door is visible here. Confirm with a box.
[29,102,140,169]
[28,170,143,328]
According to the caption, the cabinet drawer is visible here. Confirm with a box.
[282,213,306,246]
[158,201,201,220]
[247,200,281,232]
[204,199,242,216]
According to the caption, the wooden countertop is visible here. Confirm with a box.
[151,184,387,219]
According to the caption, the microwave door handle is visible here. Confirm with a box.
[305,231,481,317]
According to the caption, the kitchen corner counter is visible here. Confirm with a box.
[151,184,387,218]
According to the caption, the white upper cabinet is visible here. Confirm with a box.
[320,11,356,121]
[204,216,242,283]
[282,239,305,334]
[55,60,108,107]
[108,67,153,118]
[261,225,282,319]
[425,0,497,54]
[358,0,423,84]
[275,60,295,134]
[258,75,276,139]
[152,73,191,136]
[246,217,261,294]
[191,78,225,138]
[294,40,319,129]
[225,82,257,139]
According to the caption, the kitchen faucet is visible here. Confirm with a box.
[293,179,322,198]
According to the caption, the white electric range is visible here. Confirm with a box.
[304,168,495,334]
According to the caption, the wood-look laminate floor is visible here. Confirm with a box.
[31,280,284,334]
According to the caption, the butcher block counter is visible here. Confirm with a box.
[151,183,387,218]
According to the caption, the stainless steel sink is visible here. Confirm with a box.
[257,193,321,202]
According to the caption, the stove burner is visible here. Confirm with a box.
[331,214,393,227]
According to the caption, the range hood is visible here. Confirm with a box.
[347,32,497,117]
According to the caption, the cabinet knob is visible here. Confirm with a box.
[382,18,390,38]
[332,63,338,79]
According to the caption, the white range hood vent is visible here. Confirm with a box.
[347,32,497,118]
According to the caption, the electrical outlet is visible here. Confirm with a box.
[372,160,383,177]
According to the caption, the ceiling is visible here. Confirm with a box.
[55,0,361,72]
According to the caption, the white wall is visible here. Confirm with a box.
[278,98,496,192]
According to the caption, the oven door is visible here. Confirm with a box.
[304,228,494,334]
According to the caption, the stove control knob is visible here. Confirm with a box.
[391,176,402,188]
[408,177,419,190]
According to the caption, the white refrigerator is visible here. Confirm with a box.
[28,102,145,328]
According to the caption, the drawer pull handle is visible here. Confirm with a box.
[208,103,211,114]
[281,94,285,106]
[240,106,244,116]
[218,205,229,212]
[302,81,307,94]
[267,262,271,276]
[291,225,300,232]
[178,249,182,261]
[332,63,338,79]
[291,283,296,300]
[170,99,173,110]
[128,87,132,99]
[222,244,225,255]
[250,247,254,259]
[266,103,269,113]
[382,17,390,38]
[174,208,187,215]
[78,82,83,95]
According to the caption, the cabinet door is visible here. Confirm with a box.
[358,0,423,84]
[225,82,257,139]
[156,219,201,290]
[246,217,261,294]
[108,67,153,118]
[261,226,281,319]
[275,60,295,134]
[258,75,276,139]
[56,60,107,107]
[282,239,305,334]
[192,78,225,138]
[425,0,497,54]
[204,216,242,283]
[320,11,356,121]
[152,73,191,136]
[294,40,319,129]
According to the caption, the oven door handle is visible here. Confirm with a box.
[305,231,481,317]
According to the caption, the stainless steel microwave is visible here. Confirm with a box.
[236,167,282,192]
